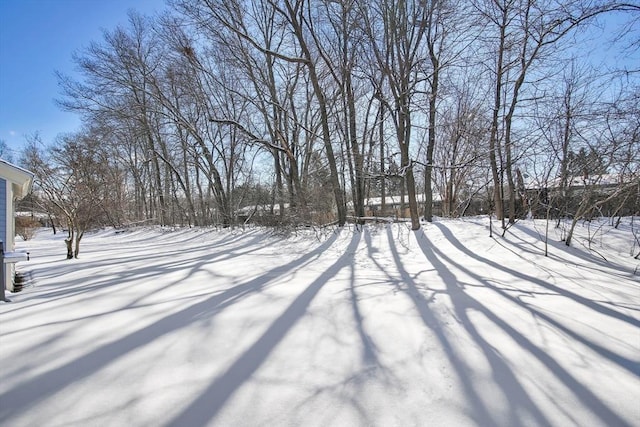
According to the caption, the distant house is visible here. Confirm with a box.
[0,159,34,293]
[359,193,445,218]
[522,172,639,218]
[524,173,629,193]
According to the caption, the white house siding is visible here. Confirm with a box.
[0,177,6,249]
[0,161,33,293]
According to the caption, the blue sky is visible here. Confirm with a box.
[0,0,167,159]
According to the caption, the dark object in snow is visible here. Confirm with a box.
[13,272,27,292]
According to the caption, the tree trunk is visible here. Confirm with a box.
[379,101,386,216]
[488,6,509,226]
[65,225,74,259]
[398,104,420,230]
[74,231,83,259]
[283,1,346,226]
[424,66,438,222]
[348,76,365,222]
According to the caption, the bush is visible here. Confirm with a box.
[15,216,40,241]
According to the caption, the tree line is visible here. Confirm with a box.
[17,0,639,257]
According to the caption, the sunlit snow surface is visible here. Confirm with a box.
[1,217,638,427]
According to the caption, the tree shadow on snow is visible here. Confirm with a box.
[3,231,275,316]
[409,224,637,427]
[509,221,638,278]
[386,226,531,427]
[165,232,362,427]
[432,223,639,331]
[0,230,343,424]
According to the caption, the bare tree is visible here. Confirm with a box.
[0,140,14,163]
[57,13,173,225]
[474,0,626,227]
[22,132,115,258]
[434,81,489,217]
[172,0,348,225]
[563,85,640,246]
[36,0,637,234]
[361,0,433,230]
[421,0,472,222]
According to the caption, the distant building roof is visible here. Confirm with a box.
[237,203,290,216]
[524,173,636,190]
[361,193,442,207]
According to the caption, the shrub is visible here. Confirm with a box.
[15,216,40,241]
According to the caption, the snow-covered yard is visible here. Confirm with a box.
[1,217,638,427]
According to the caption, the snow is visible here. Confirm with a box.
[1,217,639,427]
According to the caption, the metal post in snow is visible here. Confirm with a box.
[0,241,8,303]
